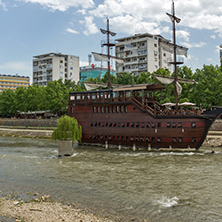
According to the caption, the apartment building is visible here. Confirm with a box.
[115,33,187,76]
[0,74,30,93]
[33,53,79,86]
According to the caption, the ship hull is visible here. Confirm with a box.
[68,102,215,150]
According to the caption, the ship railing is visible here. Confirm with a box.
[155,109,200,116]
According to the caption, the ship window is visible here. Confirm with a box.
[101,106,104,113]
[113,122,116,127]
[76,94,81,100]
[126,136,129,141]
[136,122,139,128]
[178,137,183,143]
[97,93,100,99]
[70,96,74,100]
[104,106,107,113]
[116,106,119,113]
[125,106,128,113]
[98,122,101,127]
[192,137,196,143]
[91,93,96,99]
[91,122,93,127]
[108,106,111,113]
[146,137,150,142]
[122,136,125,141]
[87,94,90,99]
[178,122,182,128]
[97,106,100,113]
[94,122,97,127]
[100,92,104,99]
[105,135,108,140]
[120,106,124,113]
[109,135,112,140]
[101,122,104,127]
[131,122,135,127]
[136,136,139,142]
[152,137,155,143]
[172,122,176,128]
[130,136,134,142]
[167,122,171,128]
[173,137,177,143]
[118,122,121,127]
[157,137,161,143]
[106,122,109,127]
[112,106,115,113]
[122,122,125,127]
[146,123,150,128]
[90,135,93,139]
[141,136,145,142]
[152,123,156,128]
[93,106,96,113]
[101,135,104,140]
[117,136,120,141]
[107,93,111,99]
[127,122,130,127]
[192,122,196,128]
[82,94,85,100]
[109,122,112,127]
[141,122,145,128]
[157,122,161,128]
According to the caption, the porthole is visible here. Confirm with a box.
[172,137,177,143]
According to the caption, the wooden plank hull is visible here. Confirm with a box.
[68,103,213,150]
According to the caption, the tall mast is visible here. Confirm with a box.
[100,18,116,89]
[167,1,182,111]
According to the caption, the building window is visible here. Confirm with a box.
[70,67,73,70]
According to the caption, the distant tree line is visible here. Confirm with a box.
[0,64,222,117]
[0,79,85,117]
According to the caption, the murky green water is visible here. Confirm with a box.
[0,136,222,221]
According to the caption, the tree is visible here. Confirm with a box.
[0,89,16,116]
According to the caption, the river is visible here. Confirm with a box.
[0,136,222,221]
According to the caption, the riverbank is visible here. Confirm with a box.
[0,193,115,222]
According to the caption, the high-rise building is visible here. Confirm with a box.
[0,74,30,93]
[33,53,79,86]
[115,33,187,76]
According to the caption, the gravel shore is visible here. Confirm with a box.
[0,193,115,222]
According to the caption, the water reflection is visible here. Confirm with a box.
[0,136,222,221]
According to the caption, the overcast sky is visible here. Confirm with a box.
[0,0,222,82]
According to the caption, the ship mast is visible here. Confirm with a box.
[100,18,116,89]
[167,1,183,111]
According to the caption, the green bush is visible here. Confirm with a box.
[52,115,82,142]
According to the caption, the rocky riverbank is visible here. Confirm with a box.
[0,193,115,222]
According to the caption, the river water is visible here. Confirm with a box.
[0,136,222,221]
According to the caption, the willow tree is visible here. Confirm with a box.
[52,115,82,142]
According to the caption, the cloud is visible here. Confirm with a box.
[181,41,207,49]
[80,16,99,36]
[66,28,79,34]
[20,0,95,12]
[87,0,222,37]
[0,0,8,11]
[211,35,216,39]
[0,61,31,76]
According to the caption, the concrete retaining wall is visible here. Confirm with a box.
[209,120,222,131]
[0,118,57,127]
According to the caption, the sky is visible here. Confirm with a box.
[0,0,222,83]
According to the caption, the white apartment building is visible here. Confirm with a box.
[33,53,79,86]
[115,33,187,76]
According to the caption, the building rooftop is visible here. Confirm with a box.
[33,52,78,59]
[0,74,30,79]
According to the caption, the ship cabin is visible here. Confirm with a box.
[69,83,166,116]
[69,83,201,116]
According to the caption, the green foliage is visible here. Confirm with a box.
[52,115,82,142]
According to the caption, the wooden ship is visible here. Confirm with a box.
[68,3,222,150]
